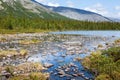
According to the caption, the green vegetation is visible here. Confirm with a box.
[9,72,49,80]
[0,0,67,20]
[0,15,120,33]
[95,74,112,80]
[19,39,41,45]
[0,49,28,59]
[0,62,48,80]
[114,39,120,45]
[82,47,120,80]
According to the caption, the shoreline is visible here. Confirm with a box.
[0,32,120,80]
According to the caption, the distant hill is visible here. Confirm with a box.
[0,0,67,19]
[45,6,111,22]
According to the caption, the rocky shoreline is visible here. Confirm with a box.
[0,33,119,80]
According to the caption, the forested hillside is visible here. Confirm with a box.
[0,16,120,33]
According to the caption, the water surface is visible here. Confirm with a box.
[28,31,120,80]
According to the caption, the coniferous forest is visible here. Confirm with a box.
[0,15,120,33]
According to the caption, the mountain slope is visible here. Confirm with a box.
[0,0,67,19]
[109,17,120,22]
[45,6,111,22]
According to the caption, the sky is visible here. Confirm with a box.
[35,0,120,19]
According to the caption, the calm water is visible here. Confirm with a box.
[28,31,120,80]
[51,31,120,37]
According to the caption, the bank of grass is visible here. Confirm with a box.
[82,47,120,80]
[0,29,50,34]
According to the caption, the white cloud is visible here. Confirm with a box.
[115,6,120,18]
[35,0,46,3]
[66,1,74,7]
[118,12,120,16]
[84,3,108,16]
[115,6,120,10]
[48,2,60,7]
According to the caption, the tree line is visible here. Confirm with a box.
[0,15,120,33]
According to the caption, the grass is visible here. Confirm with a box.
[95,74,112,80]
[19,39,41,45]
[0,29,50,34]
[1,62,46,75]
[20,49,28,56]
[82,47,120,80]
[0,37,7,42]
[0,49,28,58]
[0,61,48,80]
[114,39,120,45]
[14,62,44,73]
[9,72,49,80]
[0,50,18,57]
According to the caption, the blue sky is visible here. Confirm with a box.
[36,0,120,18]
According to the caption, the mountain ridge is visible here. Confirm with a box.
[0,0,67,19]
[45,5,111,22]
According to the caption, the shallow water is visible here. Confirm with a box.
[28,31,120,80]
[51,31,120,37]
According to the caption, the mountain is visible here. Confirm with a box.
[0,0,66,19]
[0,0,113,22]
[45,6,111,22]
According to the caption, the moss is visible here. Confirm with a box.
[75,57,82,61]
[0,50,18,57]
[14,62,44,73]
[9,72,49,80]
[95,74,112,80]
[103,47,120,61]
[0,49,28,59]
[20,49,28,56]
[112,71,120,80]
[5,66,14,76]
[9,75,29,80]
[8,63,48,80]
[29,72,49,80]
[97,44,103,48]
[82,47,120,80]
[0,37,7,42]
[114,39,120,44]
[82,57,91,69]
[19,39,41,45]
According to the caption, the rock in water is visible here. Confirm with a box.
[44,63,53,68]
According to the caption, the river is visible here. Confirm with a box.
[27,31,120,80]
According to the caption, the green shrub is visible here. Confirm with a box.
[82,47,120,80]
[95,74,112,80]
[103,47,120,61]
